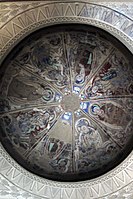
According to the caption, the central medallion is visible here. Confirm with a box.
[61,94,80,112]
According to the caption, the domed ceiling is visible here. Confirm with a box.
[0,25,133,182]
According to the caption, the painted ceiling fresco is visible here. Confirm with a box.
[0,25,133,182]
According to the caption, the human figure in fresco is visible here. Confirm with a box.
[90,102,131,129]
[46,138,66,160]
[47,138,59,157]
[2,108,56,152]
[81,126,102,149]
[86,62,118,97]
[40,137,71,173]
[32,50,68,88]
[75,50,92,83]
[17,35,68,88]
[49,157,70,173]
[86,51,133,98]
[8,76,54,103]
[75,63,85,84]
[76,119,102,150]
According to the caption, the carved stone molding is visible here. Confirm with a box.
[0,1,133,199]
[1,1,133,61]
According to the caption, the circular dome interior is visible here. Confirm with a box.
[0,25,133,182]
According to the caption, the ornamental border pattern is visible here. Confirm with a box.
[0,1,133,199]
[1,1,133,61]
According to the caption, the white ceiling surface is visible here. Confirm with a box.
[0,0,133,199]
[96,2,133,20]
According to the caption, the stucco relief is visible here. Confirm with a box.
[0,1,133,199]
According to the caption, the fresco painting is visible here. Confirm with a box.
[0,26,133,181]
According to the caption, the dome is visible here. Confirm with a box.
[0,25,133,182]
